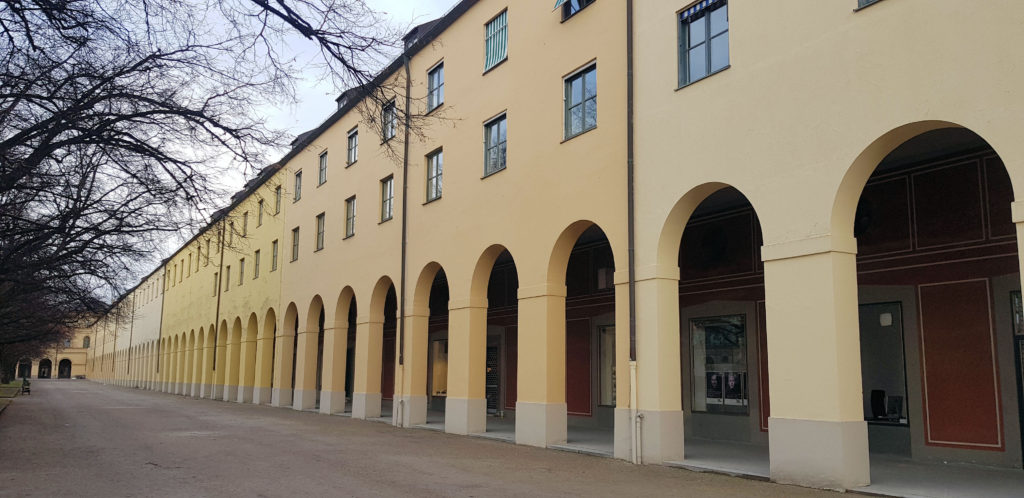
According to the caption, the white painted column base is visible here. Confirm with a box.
[445,397,486,435]
[396,395,428,427]
[292,389,316,410]
[236,385,253,404]
[515,401,567,447]
[636,409,684,464]
[222,385,237,402]
[351,392,381,419]
[211,384,224,400]
[252,386,272,405]
[191,383,201,398]
[199,384,213,398]
[319,390,346,414]
[769,417,870,490]
[271,387,293,408]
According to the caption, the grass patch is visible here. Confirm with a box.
[0,387,19,398]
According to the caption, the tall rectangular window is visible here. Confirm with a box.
[271,240,279,271]
[427,150,443,201]
[205,239,211,265]
[228,223,234,246]
[315,212,326,251]
[238,258,245,286]
[679,0,728,86]
[294,171,302,201]
[565,65,597,138]
[291,227,300,261]
[484,10,508,70]
[380,177,394,222]
[428,63,444,111]
[484,114,507,176]
[347,128,359,164]
[257,199,264,226]
[345,196,356,238]
[382,101,396,141]
[275,186,282,213]
[225,265,231,291]
[253,250,261,278]
[213,272,218,296]
[318,152,328,185]
[242,211,248,236]
[691,315,747,414]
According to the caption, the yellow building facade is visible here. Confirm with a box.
[85,0,1024,491]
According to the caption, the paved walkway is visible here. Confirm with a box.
[0,380,833,497]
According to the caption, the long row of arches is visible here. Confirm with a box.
[91,123,1024,480]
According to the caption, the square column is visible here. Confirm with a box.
[396,308,429,427]
[293,329,319,411]
[319,326,348,414]
[237,337,257,404]
[762,236,869,490]
[515,283,567,448]
[212,335,226,400]
[199,343,215,399]
[222,340,240,402]
[252,335,275,405]
[632,265,685,464]
[351,318,383,419]
[270,333,293,407]
[445,299,488,435]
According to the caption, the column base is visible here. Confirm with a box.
[252,386,272,405]
[292,389,316,410]
[396,395,427,427]
[237,385,253,404]
[222,385,238,402]
[191,383,201,397]
[271,387,293,407]
[769,417,870,490]
[445,397,486,435]
[636,409,684,464]
[351,392,381,419]
[199,384,212,398]
[319,390,346,414]
[515,401,567,447]
[211,383,224,400]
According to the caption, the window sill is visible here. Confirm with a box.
[676,65,731,91]
[343,234,355,240]
[482,57,507,76]
[853,0,886,12]
[560,2,595,23]
[293,198,301,203]
[316,182,326,188]
[378,217,393,225]
[423,196,441,206]
[481,166,507,180]
[314,247,324,253]
[561,125,598,144]
[426,102,445,116]
[346,160,357,168]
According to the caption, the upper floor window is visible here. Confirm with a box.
[315,212,326,251]
[253,249,261,278]
[213,272,218,295]
[294,171,302,201]
[857,0,883,8]
[427,150,443,202]
[63,338,71,348]
[380,176,394,222]
[318,152,328,185]
[560,0,596,21]
[83,336,91,348]
[345,196,356,238]
[679,0,728,87]
[484,114,507,176]
[565,64,597,139]
[484,10,508,71]
[205,239,211,265]
[224,265,231,291]
[428,62,444,111]
[238,258,245,286]
[271,240,279,271]
[291,227,300,261]
[242,211,248,236]
[347,128,359,165]
[382,101,396,141]
[275,185,282,213]
[257,199,264,226]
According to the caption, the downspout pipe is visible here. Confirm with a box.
[397,53,412,426]
[213,222,226,370]
[626,0,642,465]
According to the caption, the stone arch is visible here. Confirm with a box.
[656,182,734,270]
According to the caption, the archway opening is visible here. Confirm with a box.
[380,284,398,419]
[563,224,616,454]
[675,186,767,470]
[315,308,325,408]
[343,296,357,413]
[58,359,72,379]
[484,249,519,437]
[421,267,449,428]
[850,127,1022,470]
[38,358,52,379]
[17,359,30,379]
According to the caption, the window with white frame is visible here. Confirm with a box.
[380,176,394,222]
[257,199,264,226]
[678,0,728,86]
[224,265,231,291]
[315,212,325,251]
[271,240,279,271]
[345,196,356,238]
[294,171,302,201]
[242,211,248,236]
[318,152,328,185]
[427,150,443,201]
[484,114,507,176]
[484,10,508,71]
[565,64,597,138]
[347,127,358,164]
[428,63,444,111]
[382,101,396,141]
[238,258,245,286]
[291,227,300,261]
[254,249,260,278]
[275,186,282,213]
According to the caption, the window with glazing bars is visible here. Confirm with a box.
[484,115,507,176]
[347,128,358,164]
[238,258,245,285]
[294,171,302,200]
[271,240,279,271]
[275,186,282,213]
[380,177,394,221]
[484,11,507,70]
[291,227,300,261]
[561,0,596,21]
[253,250,260,278]
[678,0,728,86]
[315,212,325,251]
[565,65,597,138]
[318,152,328,185]
[427,150,442,201]
[345,196,356,237]
[428,63,444,111]
[382,102,396,141]
[257,199,264,226]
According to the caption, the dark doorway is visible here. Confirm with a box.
[38,359,52,379]
[17,360,30,379]
[58,359,72,379]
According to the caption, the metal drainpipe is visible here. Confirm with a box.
[396,53,412,427]
[157,268,166,375]
[626,0,642,465]
[213,222,226,371]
